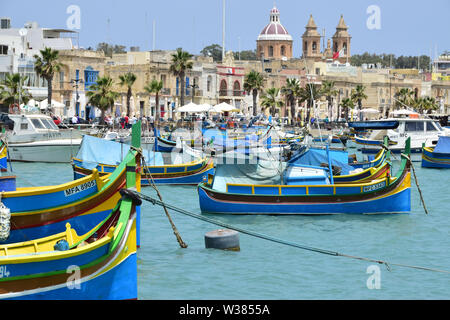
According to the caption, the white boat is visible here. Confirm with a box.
[356,117,444,161]
[5,114,83,163]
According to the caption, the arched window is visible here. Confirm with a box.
[334,42,338,53]
[219,79,227,96]
[269,46,274,57]
[233,81,241,96]
[343,42,347,55]
[312,42,317,53]
[281,45,286,56]
[304,41,308,54]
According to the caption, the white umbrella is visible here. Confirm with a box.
[39,99,65,109]
[177,102,204,113]
[212,102,240,113]
[361,108,380,114]
[198,103,214,112]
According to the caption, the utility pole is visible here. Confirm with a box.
[222,0,225,63]
[153,20,156,51]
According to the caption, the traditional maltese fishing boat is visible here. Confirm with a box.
[0,160,141,300]
[0,123,142,245]
[197,138,411,215]
[72,134,214,186]
[0,138,8,172]
[422,135,450,168]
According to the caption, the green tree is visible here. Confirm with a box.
[34,47,62,113]
[281,78,300,124]
[394,88,415,110]
[260,87,284,116]
[0,73,32,108]
[412,96,438,114]
[320,80,338,120]
[243,70,265,116]
[200,44,222,62]
[339,98,354,120]
[119,72,137,116]
[351,84,368,120]
[144,80,164,124]
[86,76,119,125]
[233,50,258,61]
[298,83,322,123]
[96,43,127,57]
[170,48,193,109]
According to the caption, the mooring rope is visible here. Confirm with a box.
[129,189,450,275]
[401,153,429,215]
[138,149,188,248]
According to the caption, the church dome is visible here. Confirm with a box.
[257,7,293,41]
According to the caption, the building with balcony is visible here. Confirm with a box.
[0,17,76,112]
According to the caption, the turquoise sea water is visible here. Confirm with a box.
[11,155,450,300]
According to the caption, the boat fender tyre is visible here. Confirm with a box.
[205,229,240,251]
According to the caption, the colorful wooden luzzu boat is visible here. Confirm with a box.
[422,135,450,168]
[0,153,140,300]
[0,138,8,172]
[72,133,214,186]
[197,139,412,215]
[0,123,142,245]
[73,156,214,186]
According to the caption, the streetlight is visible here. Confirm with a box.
[71,78,84,117]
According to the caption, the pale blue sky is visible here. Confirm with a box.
[2,0,449,58]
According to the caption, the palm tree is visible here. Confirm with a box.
[144,79,164,124]
[118,72,137,116]
[34,47,62,113]
[260,87,284,116]
[0,73,32,108]
[86,76,119,125]
[351,84,368,120]
[394,88,415,110]
[281,78,300,124]
[412,96,438,114]
[320,80,338,120]
[339,98,354,121]
[169,48,193,109]
[297,83,322,123]
[243,70,265,117]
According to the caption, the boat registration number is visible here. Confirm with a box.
[363,181,386,193]
[64,180,97,197]
[143,137,155,143]
[0,265,10,278]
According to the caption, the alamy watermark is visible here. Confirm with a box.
[366,5,381,30]
[366,265,381,290]
[66,265,81,290]
[66,5,81,30]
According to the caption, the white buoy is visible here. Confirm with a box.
[205,229,240,251]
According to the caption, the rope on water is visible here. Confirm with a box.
[129,189,450,275]
[139,149,188,248]
[402,153,429,215]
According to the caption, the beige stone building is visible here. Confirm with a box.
[52,49,106,119]
[104,50,219,119]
